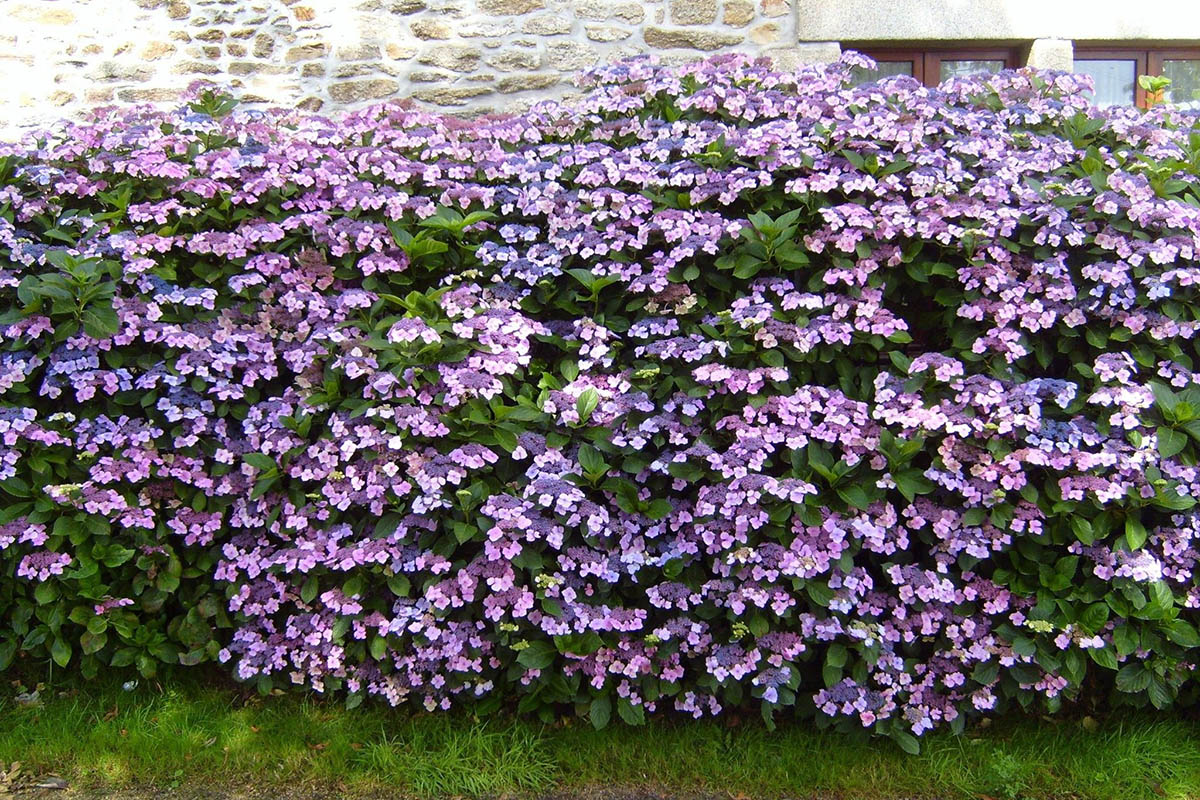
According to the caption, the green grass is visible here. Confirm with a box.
[1,673,1199,799]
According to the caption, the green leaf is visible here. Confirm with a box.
[374,513,402,538]
[82,306,120,340]
[888,351,913,372]
[826,643,848,668]
[250,478,276,500]
[1166,619,1200,648]
[452,521,477,544]
[1089,645,1118,671]
[554,632,604,656]
[300,576,318,604]
[822,663,842,687]
[80,630,107,655]
[644,499,672,520]
[616,697,645,726]
[667,461,704,482]
[50,636,72,668]
[516,641,557,670]
[893,469,933,502]
[1125,516,1147,550]
[841,149,866,171]
[1113,624,1139,656]
[369,635,388,660]
[1182,419,1200,443]
[16,277,39,307]
[578,444,605,476]
[99,545,135,568]
[972,660,999,685]
[1151,488,1196,511]
[493,427,518,452]
[575,389,600,426]
[806,582,834,608]
[1150,381,1180,417]
[0,476,30,498]
[1071,517,1095,546]
[891,729,920,755]
[1148,677,1173,710]
[1115,663,1152,693]
[837,484,870,510]
[1143,580,1174,620]
[1079,602,1108,634]
[1011,635,1036,658]
[1063,649,1085,685]
[589,695,612,729]
[343,575,365,598]
[243,453,277,471]
[34,580,60,606]
[386,574,410,597]
[1158,427,1188,458]
[567,268,599,291]
[732,259,763,279]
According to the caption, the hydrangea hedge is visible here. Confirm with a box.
[3,51,1200,750]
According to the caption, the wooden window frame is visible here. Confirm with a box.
[1150,48,1200,75]
[924,49,1019,85]
[855,48,927,84]
[1150,48,1200,106]
[853,47,1020,88]
[1075,47,1200,107]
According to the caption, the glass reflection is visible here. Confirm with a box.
[1074,59,1137,106]
[850,61,914,85]
[939,60,1005,80]
[1163,60,1200,109]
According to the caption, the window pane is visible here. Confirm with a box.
[1163,59,1200,109]
[939,59,1005,81]
[1074,59,1137,106]
[850,61,914,85]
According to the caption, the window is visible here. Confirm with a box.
[1074,48,1200,108]
[1154,50,1200,109]
[849,48,1018,87]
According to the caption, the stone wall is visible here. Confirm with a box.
[0,0,799,136]
[1,0,1198,136]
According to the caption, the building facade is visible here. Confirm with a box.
[1,0,1198,135]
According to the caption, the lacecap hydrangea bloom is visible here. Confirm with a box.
[1,52,1200,751]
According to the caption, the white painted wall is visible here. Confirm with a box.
[796,0,1200,42]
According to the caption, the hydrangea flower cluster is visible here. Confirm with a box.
[2,53,1200,749]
